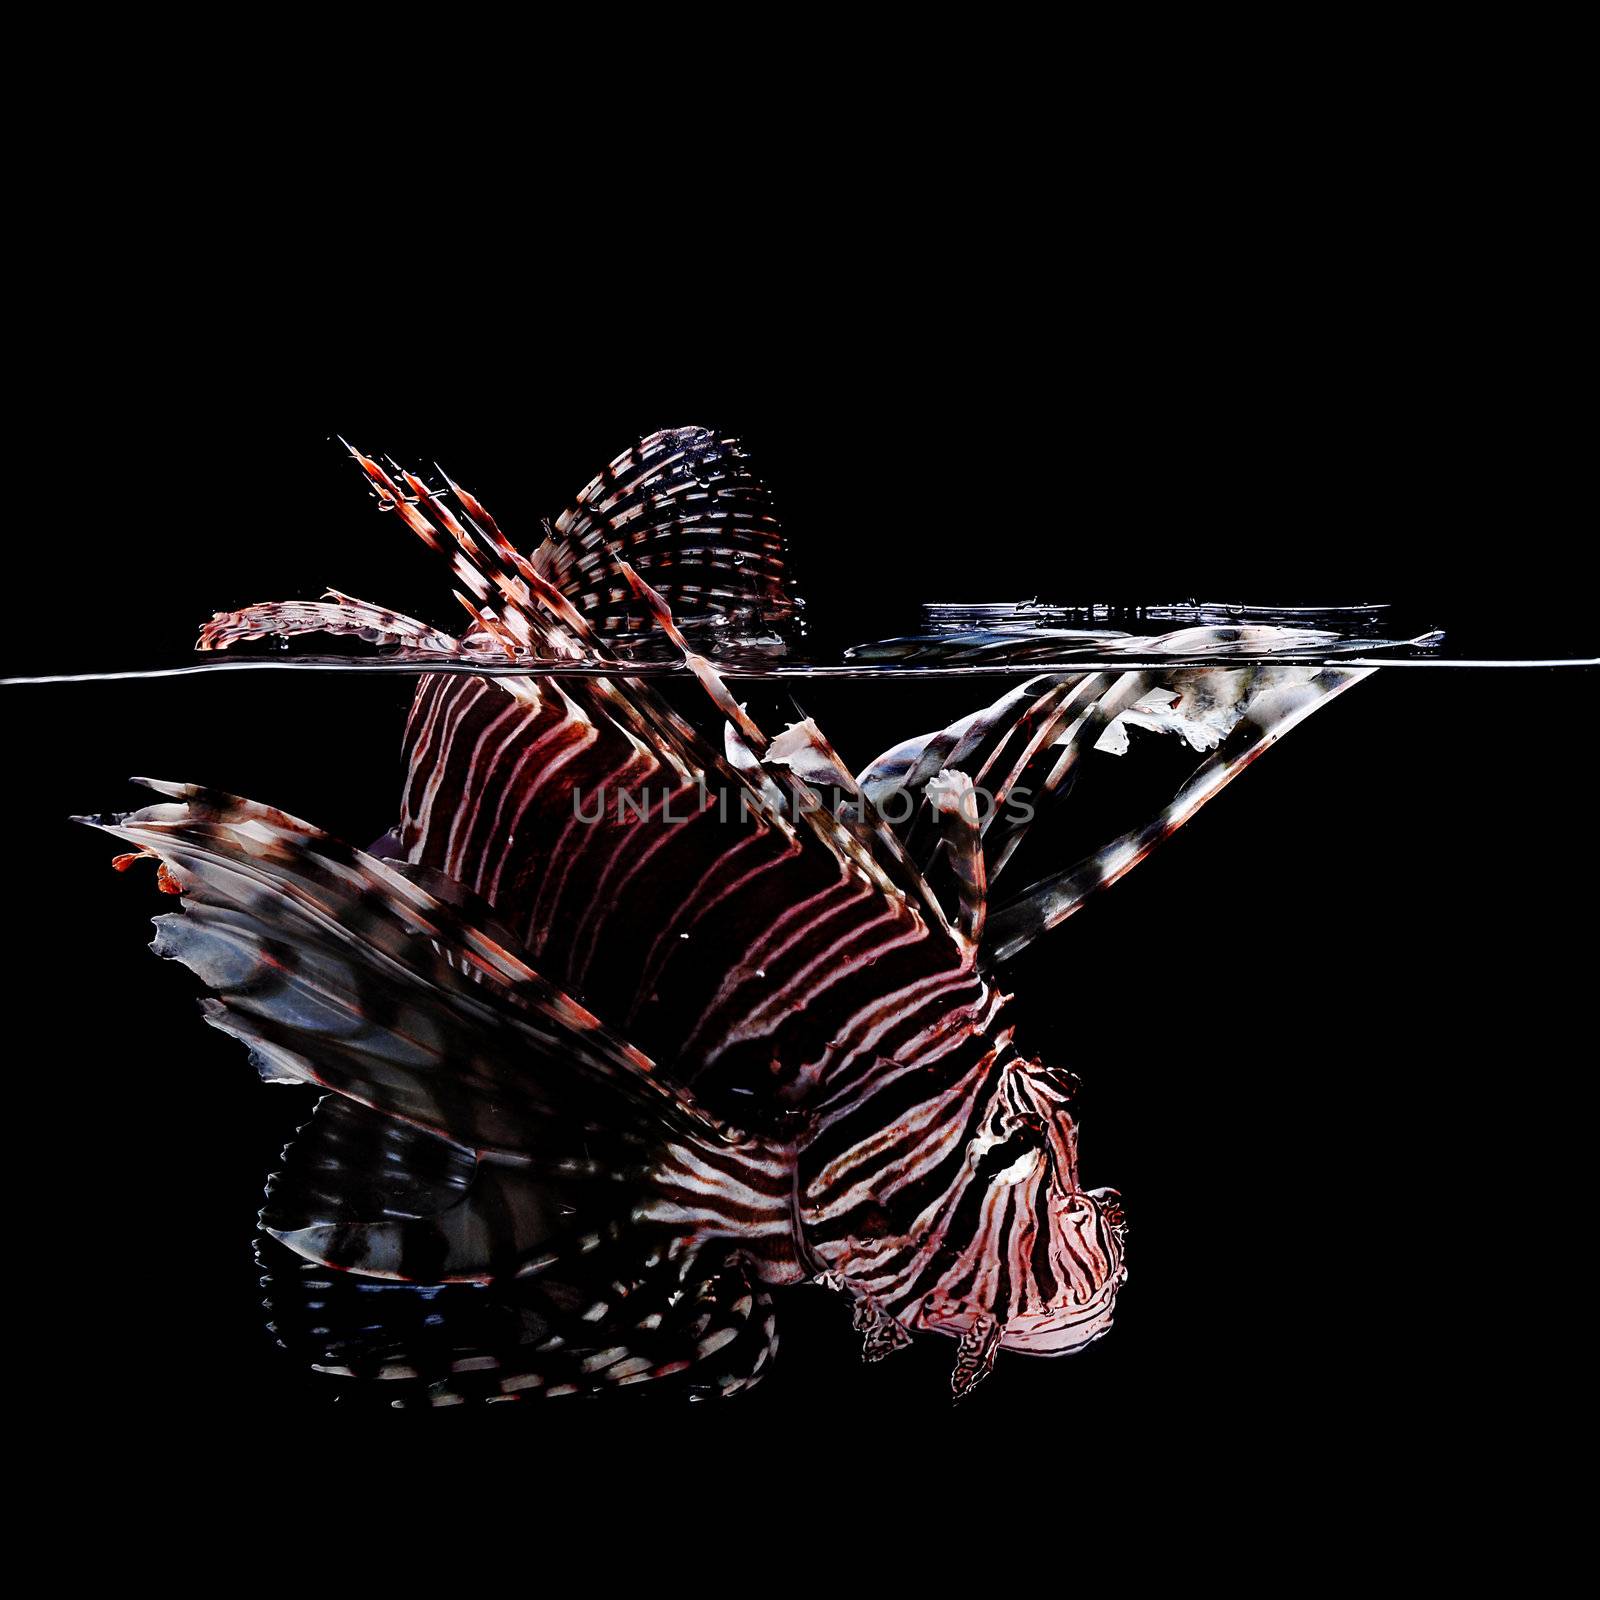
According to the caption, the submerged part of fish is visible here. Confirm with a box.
[86,426,1384,1405]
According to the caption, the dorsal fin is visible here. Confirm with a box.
[535,425,799,648]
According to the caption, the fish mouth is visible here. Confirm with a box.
[915,1270,1125,1357]
[997,1278,1123,1356]
[1004,1184,1127,1355]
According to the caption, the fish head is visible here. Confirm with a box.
[996,1182,1127,1355]
[918,1056,1127,1357]
[1000,1058,1127,1353]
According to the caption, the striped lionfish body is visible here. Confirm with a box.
[89,428,1370,1404]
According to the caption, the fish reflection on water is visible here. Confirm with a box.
[84,427,1374,1404]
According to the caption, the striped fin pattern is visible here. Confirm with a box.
[987,662,1373,960]
[262,1096,565,1281]
[535,425,797,648]
[197,593,459,654]
[257,1236,780,1407]
[84,781,701,1156]
[87,784,799,1397]
[855,630,1377,957]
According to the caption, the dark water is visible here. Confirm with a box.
[7,653,1591,1443]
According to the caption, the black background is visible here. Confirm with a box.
[0,4,1586,1552]
[4,304,1591,1493]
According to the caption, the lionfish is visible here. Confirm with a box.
[85,427,1371,1404]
